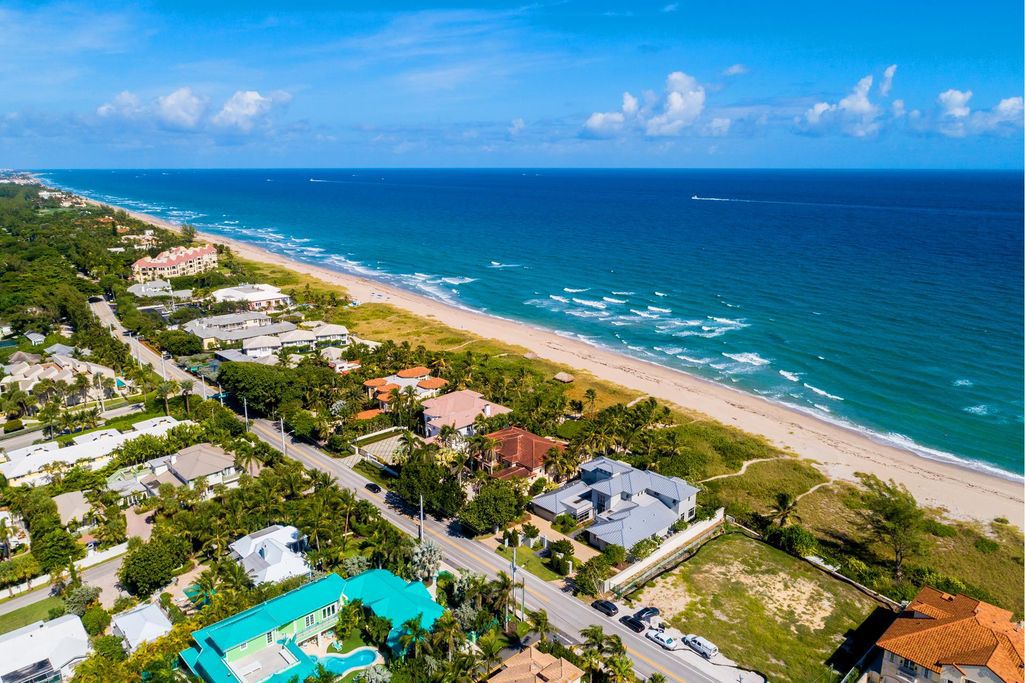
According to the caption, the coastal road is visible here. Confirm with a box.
[249,419,740,683]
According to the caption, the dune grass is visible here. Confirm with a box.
[701,458,827,518]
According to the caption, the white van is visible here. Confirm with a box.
[684,634,719,660]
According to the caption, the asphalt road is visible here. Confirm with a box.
[0,555,123,616]
[249,419,734,683]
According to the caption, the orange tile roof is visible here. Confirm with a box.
[378,383,401,393]
[396,366,431,379]
[376,392,394,403]
[355,409,383,420]
[876,586,1024,682]
[363,377,387,388]
[486,426,563,473]
[417,377,449,390]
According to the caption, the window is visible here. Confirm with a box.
[322,604,337,619]
[266,632,274,645]
[304,614,315,628]
[239,642,247,652]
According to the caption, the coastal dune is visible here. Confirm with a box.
[106,201,1024,528]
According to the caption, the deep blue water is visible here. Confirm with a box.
[38,169,1024,477]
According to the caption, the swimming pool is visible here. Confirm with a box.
[318,646,380,676]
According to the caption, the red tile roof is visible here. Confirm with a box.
[133,244,216,269]
[417,377,449,390]
[355,409,383,420]
[396,366,431,379]
[486,426,563,473]
[876,586,1024,682]
[363,378,387,388]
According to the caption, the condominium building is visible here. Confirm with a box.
[132,245,218,282]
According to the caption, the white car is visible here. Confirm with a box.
[683,634,719,659]
[645,629,679,651]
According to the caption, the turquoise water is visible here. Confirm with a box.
[37,169,1024,477]
[319,648,378,674]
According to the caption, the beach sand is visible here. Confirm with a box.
[101,200,1025,528]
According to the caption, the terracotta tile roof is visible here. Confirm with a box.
[376,392,394,403]
[133,244,216,269]
[396,366,431,379]
[378,383,401,394]
[486,426,563,472]
[422,390,512,430]
[417,377,449,390]
[355,409,383,420]
[876,586,1024,682]
[489,644,583,683]
[363,378,387,388]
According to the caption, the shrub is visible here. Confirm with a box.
[766,524,818,557]
[974,536,999,554]
[602,544,626,566]
[924,518,957,537]
[528,477,548,496]
[64,584,101,616]
[82,605,111,636]
[3,419,23,433]
[92,635,127,662]
[549,539,574,557]
[155,330,203,357]
[552,514,577,535]
[629,537,659,561]
[994,517,1010,524]
[574,556,611,596]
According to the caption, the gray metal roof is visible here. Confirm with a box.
[587,500,678,548]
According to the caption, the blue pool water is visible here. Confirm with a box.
[37,169,1024,477]
[319,648,378,674]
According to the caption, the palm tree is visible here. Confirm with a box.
[489,571,515,626]
[605,655,635,683]
[155,380,178,416]
[527,608,552,643]
[646,674,667,683]
[215,558,252,593]
[476,629,503,675]
[399,615,430,659]
[584,388,597,417]
[179,379,194,417]
[430,612,464,661]
[0,518,11,561]
[771,491,800,527]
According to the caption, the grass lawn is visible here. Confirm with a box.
[353,460,395,489]
[0,596,64,635]
[495,545,561,582]
[701,458,827,518]
[638,534,880,682]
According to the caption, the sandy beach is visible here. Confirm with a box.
[100,199,1025,528]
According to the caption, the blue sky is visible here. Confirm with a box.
[2,1,1022,168]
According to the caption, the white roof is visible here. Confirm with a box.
[0,417,188,482]
[0,615,90,679]
[242,335,282,350]
[228,525,310,585]
[277,329,315,343]
[211,284,288,303]
[111,603,173,652]
[311,323,348,338]
[52,491,91,526]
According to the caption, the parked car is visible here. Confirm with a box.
[591,600,619,617]
[683,634,719,660]
[619,615,647,633]
[646,630,678,650]
[365,482,382,494]
[633,607,660,622]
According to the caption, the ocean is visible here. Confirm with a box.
[37,169,1024,478]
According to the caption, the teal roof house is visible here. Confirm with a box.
[180,570,442,683]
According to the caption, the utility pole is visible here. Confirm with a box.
[419,494,424,542]
[160,352,167,380]
[243,397,249,431]
[279,417,287,457]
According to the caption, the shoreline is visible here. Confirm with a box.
[87,195,1024,528]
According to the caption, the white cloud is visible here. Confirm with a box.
[891,99,906,118]
[156,87,206,129]
[645,71,706,136]
[584,110,627,137]
[508,117,525,135]
[799,74,881,137]
[661,3,679,12]
[97,91,143,118]
[935,90,1023,137]
[212,90,291,132]
[879,64,897,96]
[938,89,972,119]
[706,117,732,136]
[723,64,748,77]
[622,92,639,116]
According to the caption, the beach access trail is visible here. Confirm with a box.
[98,200,1025,528]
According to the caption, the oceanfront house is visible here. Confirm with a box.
[242,335,282,359]
[25,332,45,346]
[531,457,698,551]
[0,416,187,488]
[489,644,584,683]
[478,426,564,482]
[277,328,316,349]
[111,602,174,654]
[132,244,218,282]
[229,525,311,586]
[211,284,292,311]
[421,389,510,440]
[309,323,348,345]
[119,229,159,248]
[867,586,1024,683]
[0,354,122,404]
[127,279,193,300]
[0,615,91,683]
[183,312,297,350]
[53,491,93,530]
[363,366,449,411]
[180,570,442,683]
[138,442,240,499]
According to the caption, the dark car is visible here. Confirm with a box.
[365,482,382,494]
[619,615,647,633]
[591,600,619,617]
[634,607,660,622]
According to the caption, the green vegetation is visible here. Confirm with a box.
[645,533,879,682]
[0,596,64,635]
[701,458,827,519]
[495,545,561,582]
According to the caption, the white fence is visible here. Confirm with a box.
[604,508,725,595]
[3,542,128,598]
